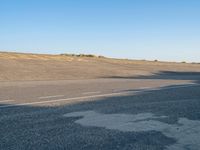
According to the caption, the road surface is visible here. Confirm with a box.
[0,76,200,150]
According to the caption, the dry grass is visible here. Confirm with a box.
[0,51,199,81]
[0,52,75,61]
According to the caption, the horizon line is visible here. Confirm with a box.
[0,50,199,64]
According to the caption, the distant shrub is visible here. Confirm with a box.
[98,55,106,58]
[60,54,76,57]
[77,54,97,57]
[60,53,101,58]
[154,59,158,62]
[181,61,186,63]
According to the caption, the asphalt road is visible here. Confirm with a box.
[0,76,200,150]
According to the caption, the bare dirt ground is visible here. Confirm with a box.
[0,51,200,81]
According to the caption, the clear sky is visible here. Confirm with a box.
[0,0,200,62]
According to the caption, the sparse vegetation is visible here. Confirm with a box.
[60,53,104,58]
[1,52,200,81]
[78,54,97,57]
[60,54,77,57]
[98,55,106,58]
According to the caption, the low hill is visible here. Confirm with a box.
[0,52,200,81]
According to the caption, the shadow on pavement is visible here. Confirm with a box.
[1,73,200,150]
[107,71,200,84]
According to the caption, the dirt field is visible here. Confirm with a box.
[0,51,200,81]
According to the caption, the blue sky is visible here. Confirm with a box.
[0,0,200,62]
